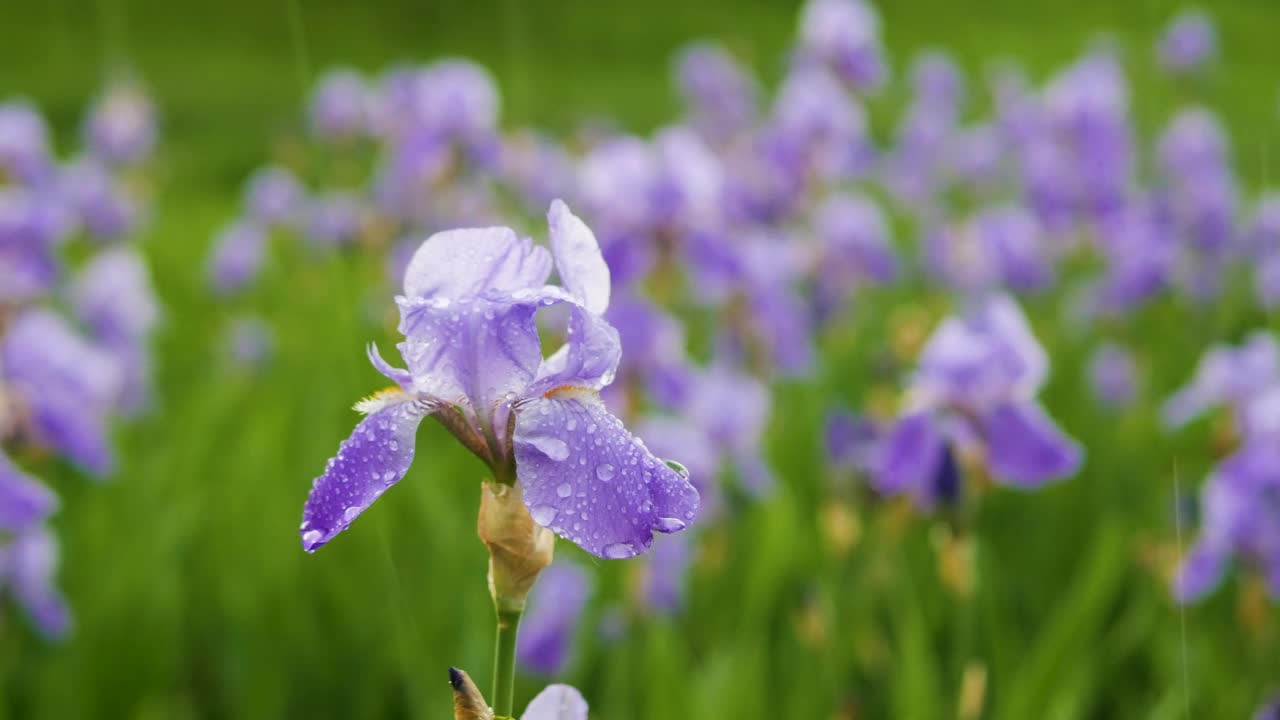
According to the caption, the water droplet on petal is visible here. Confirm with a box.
[654,516,686,532]
[596,463,616,482]
[556,483,573,498]
[530,504,558,526]
[664,459,690,479]
[602,542,637,559]
[343,506,361,523]
[523,435,569,461]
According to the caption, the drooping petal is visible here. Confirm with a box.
[300,398,430,552]
[0,452,57,531]
[522,684,589,720]
[516,562,590,675]
[514,390,700,559]
[873,411,946,499]
[548,199,610,314]
[401,226,551,300]
[979,401,1082,487]
[396,294,543,417]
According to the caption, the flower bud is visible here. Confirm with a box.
[478,481,555,614]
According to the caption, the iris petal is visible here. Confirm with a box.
[873,411,945,499]
[514,390,699,559]
[548,199,610,314]
[979,401,1082,486]
[300,399,430,552]
[402,226,551,301]
[522,684,589,720]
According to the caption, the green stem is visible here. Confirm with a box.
[492,608,522,718]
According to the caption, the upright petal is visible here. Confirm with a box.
[514,390,699,559]
[396,295,543,417]
[530,302,621,395]
[979,401,1082,487]
[402,226,551,300]
[873,411,945,498]
[300,398,431,552]
[548,200,610,314]
[522,685,589,720]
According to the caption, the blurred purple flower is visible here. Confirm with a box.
[674,42,759,139]
[207,219,267,294]
[303,191,363,248]
[875,295,1082,506]
[1162,331,1279,434]
[0,452,68,638]
[812,193,898,316]
[83,81,157,167]
[1087,343,1138,409]
[299,201,699,559]
[1,308,124,476]
[1174,441,1280,602]
[641,532,693,614]
[925,205,1052,294]
[59,159,139,241]
[70,248,160,412]
[0,100,53,185]
[1158,11,1216,75]
[516,562,590,675]
[685,363,774,496]
[225,315,274,369]
[0,188,63,302]
[243,165,305,228]
[795,0,888,93]
[307,68,370,140]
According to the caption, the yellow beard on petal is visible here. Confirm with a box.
[353,386,411,415]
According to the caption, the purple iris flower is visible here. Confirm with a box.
[1,308,124,476]
[1087,196,1177,313]
[403,60,500,149]
[795,0,888,94]
[243,165,305,228]
[500,130,579,216]
[59,158,139,241]
[522,685,588,720]
[653,126,726,230]
[299,201,699,559]
[1174,441,1280,602]
[207,219,267,294]
[307,68,370,140]
[0,187,63,302]
[1158,11,1216,75]
[516,562,590,675]
[674,42,759,140]
[578,136,662,243]
[1087,343,1138,409]
[1162,332,1279,433]
[1254,193,1280,308]
[0,452,68,637]
[82,81,157,167]
[0,100,54,185]
[875,295,1082,507]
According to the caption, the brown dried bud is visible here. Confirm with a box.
[449,667,494,720]
[478,481,555,613]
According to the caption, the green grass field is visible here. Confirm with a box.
[2,0,1279,717]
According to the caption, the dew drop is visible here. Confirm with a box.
[602,542,636,559]
[556,483,573,498]
[343,506,361,523]
[596,463,616,482]
[530,505,558,526]
[654,516,686,532]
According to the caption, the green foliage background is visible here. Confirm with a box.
[2,0,1280,717]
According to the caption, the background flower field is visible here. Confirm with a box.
[2,0,1279,717]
